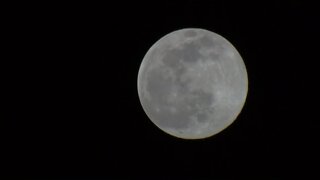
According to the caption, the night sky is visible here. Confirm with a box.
[4,1,319,179]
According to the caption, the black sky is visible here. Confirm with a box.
[3,1,319,179]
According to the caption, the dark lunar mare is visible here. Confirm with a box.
[145,38,216,130]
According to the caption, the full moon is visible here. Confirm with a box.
[137,28,248,139]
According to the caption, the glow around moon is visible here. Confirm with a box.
[137,28,248,139]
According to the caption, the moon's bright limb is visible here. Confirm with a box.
[137,28,248,139]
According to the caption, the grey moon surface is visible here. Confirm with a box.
[137,28,248,139]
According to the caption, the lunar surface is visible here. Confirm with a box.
[137,28,248,139]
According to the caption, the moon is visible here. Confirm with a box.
[137,28,248,139]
